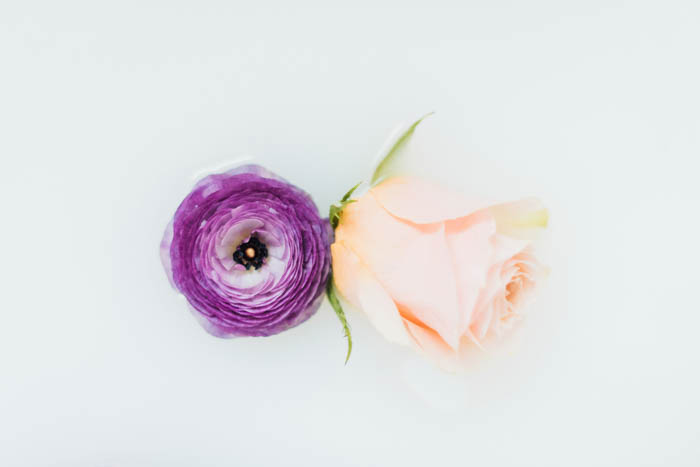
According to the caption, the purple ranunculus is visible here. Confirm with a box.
[160,164,332,337]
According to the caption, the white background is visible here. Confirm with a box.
[1,1,699,466]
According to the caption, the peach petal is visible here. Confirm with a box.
[445,211,497,336]
[488,198,548,240]
[378,222,462,349]
[331,242,410,346]
[491,232,531,265]
[335,191,431,276]
[403,318,460,372]
[468,234,530,340]
[336,193,462,349]
[371,177,490,224]
[470,297,495,340]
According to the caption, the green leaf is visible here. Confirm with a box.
[326,276,352,364]
[370,112,434,186]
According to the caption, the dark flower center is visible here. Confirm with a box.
[233,235,268,270]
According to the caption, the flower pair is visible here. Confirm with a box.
[160,116,548,368]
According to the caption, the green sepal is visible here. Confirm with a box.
[329,181,361,229]
[326,276,352,364]
[370,112,434,186]
[326,181,362,363]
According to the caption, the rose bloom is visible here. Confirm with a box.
[161,164,331,338]
[331,176,547,369]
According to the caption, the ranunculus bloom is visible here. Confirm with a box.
[161,164,331,337]
[331,176,547,369]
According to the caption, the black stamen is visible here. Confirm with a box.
[233,235,268,270]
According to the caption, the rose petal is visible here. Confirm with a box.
[403,319,460,372]
[335,192,462,349]
[370,176,491,224]
[488,198,548,240]
[444,210,497,337]
[331,242,410,346]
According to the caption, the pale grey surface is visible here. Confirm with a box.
[1,1,699,466]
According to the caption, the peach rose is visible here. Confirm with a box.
[331,176,548,369]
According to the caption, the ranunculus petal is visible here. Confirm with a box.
[331,242,410,346]
[160,220,175,287]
